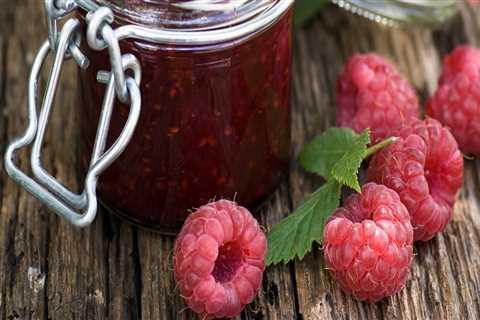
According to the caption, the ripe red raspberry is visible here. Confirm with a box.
[426,45,480,156]
[173,200,266,319]
[367,118,464,241]
[324,183,413,302]
[336,53,420,144]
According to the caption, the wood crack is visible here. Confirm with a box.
[289,263,303,320]
[43,214,50,320]
[103,214,111,319]
[132,227,142,320]
[283,174,303,320]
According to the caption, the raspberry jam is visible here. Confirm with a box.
[78,1,293,232]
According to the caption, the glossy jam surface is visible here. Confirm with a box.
[79,8,293,232]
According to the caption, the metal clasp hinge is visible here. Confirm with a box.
[4,5,142,227]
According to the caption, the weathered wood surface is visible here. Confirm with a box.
[1,1,480,319]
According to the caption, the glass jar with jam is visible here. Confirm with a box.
[4,0,294,233]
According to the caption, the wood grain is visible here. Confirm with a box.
[1,1,480,319]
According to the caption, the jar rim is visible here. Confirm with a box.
[76,0,293,45]
[332,0,457,26]
[92,1,278,30]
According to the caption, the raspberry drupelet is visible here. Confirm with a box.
[323,183,414,302]
[427,45,480,156]
[173,200,266,319]
[336,53,420,144]
[367,118,464,241]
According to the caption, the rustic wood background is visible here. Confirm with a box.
[1,1,480,319]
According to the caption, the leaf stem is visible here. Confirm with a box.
[365,136,398,158]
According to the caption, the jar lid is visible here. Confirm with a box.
[333,0,458,26]
[77,0,292,46]
[94,0,279,29]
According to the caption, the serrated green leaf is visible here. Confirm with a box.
[299,127,368,180]
[294,0,329,28]
[266,180,341,266]
[331,129,370,192]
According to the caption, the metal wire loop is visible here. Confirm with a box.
[101,25,129,103]
[45,0,77,19]
[45,0,59,50]
[67,35,90,69]
[45,0,88,69]
[86,7,114,50]
[3,40,142,227]
[98,54,142,87]
[86,7,129,103]
[29,18,88,210]
[4,5,143,227]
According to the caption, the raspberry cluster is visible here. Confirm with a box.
[332,52,465,302]
[367,118,464,241]
[427,45,480,156]
[173,200,266,319]
[336,53,420,143]
[324,183,413,302]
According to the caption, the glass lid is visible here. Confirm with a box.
[94,0,279,29]
[333,0,458,26]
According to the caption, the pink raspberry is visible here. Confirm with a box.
[427,45,480,156]
[324,183,413,302]
[336,53,420,143]
[367,118,464,241]
[173,200,266,319]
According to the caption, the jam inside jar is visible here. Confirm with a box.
[78,0,293,233]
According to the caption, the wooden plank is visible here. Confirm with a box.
[1,1,480,320]
[104,217,140,320]
[138,229,196,320]
[0,0,10,314]
[0,2,50,319]
[0,1,138,319]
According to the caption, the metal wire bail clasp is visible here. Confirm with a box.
[4,4,142,227]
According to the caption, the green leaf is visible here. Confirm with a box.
[331,129,370,192]
[294,0,329,28]
[299,127,370,181]
[267,128,396,265]
[266,180,342,266]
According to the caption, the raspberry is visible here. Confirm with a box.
[336,53,420,144]
[173,200,266,319]
[324,183,413,302]
[367,118,464,241]
[426,45,480,156]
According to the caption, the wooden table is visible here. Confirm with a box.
[2,1,480,319]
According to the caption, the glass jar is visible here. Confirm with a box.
[76,0,293,233]
[332,0,458,26]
